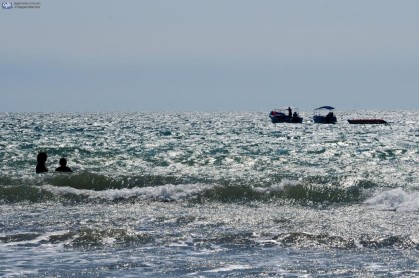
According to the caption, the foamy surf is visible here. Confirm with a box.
[40,183,214,202]
[364,188,419,212]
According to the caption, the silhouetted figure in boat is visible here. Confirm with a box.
[36,152,48,173]
[325,112,335,123]
[287,107,292,117]
[55,158,73,172]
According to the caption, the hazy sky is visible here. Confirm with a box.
[1,0,418,112]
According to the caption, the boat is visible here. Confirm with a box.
[348,119,388,125]
[313,106,337,124]
[269,107,303,123]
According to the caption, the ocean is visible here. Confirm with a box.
[0,110,418,277]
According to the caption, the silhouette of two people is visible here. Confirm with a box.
[36,152,72,173]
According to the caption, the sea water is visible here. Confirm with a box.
[0,110,418,277]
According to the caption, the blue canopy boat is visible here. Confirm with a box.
[269,107,303,123]
[313,106,337,124]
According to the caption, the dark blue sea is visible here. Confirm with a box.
[1,110,418,277]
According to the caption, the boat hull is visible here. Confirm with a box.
[348,119,388,124]
[313,115,337,124]
[270,114,303,123]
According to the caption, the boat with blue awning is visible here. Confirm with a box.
[313,106,337,124]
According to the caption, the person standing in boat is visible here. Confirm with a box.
[36,152,48,173]
[287,107,292,117]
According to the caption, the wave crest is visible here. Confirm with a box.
[364,188,419,212]
[1,175,366,204]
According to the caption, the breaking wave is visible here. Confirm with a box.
[1,172,369,204]
[364,188,419,212]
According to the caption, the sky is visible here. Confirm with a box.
[1,0,419,112]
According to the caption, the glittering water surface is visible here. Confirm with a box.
[0,111,418,277]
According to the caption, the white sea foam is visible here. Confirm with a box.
[254,179,301,193]
[40,183,213,201]
[3,230,71,247]
[364,188,419,212]
[191,264,252,274]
